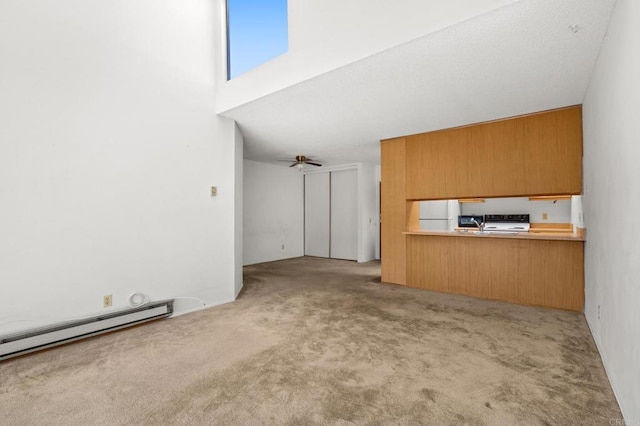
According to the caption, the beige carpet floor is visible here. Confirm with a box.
[0,257,622,425]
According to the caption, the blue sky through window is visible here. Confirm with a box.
[227,0,288,79]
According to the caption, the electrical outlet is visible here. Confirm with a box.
[210,186,217,196]
[281,244,285,250]
[542,213,548,220]
[103,294,113,308]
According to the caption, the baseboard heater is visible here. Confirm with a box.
[0,299,174,361]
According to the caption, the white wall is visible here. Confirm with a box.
[582,0,640,421]
[243,160,304,265]
[234,125,244,297]
[215,0,515,112]
[0,0,240,334]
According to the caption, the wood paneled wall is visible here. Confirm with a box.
[380,106,585,310]
[406,235,584,311]
[381,138,416,285]
[405,106,583,200]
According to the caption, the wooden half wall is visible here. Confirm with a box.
[380,138,405,284]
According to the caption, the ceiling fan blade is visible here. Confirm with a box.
[305,162,322,166]
[289,163,297,167]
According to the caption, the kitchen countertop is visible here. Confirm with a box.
[403,229,586,241]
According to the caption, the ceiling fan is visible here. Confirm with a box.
[278,155,323,171]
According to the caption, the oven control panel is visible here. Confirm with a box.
[484,214,529,223]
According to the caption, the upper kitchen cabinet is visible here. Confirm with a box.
[405,106,583,200]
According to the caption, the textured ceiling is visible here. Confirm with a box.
[220,0,616,167]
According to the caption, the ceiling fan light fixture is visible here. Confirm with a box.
[278,154,322,170]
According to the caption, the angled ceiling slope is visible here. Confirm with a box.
[221,0,616,167]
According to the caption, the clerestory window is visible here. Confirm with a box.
[226,0,288,80]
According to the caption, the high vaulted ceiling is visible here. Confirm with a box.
[220,0,616,167]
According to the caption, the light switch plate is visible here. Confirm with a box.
[211,186,217,196]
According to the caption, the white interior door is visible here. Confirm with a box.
[304,172,330,257]
[330,169,358,260]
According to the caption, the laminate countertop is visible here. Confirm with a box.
[403,229,586,242]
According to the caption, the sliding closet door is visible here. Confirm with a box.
[304,172,330,257]
[330,169,358,260]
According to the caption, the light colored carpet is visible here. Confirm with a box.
[0,257,621,425]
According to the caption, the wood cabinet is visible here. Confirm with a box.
[380,105,585,310]
[405,106,583,200]
[406,234,584,311]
